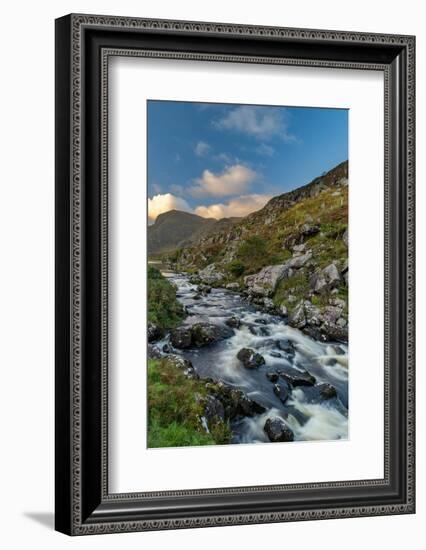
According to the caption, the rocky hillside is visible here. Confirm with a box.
[148,210,240,256]
[166,160,349,342]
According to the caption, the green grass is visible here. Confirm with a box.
[147,359,231,448]
[147,266,184,331]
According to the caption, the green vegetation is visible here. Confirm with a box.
[147,359,231,448]
[147,266,184,330]
[226,260,246,278]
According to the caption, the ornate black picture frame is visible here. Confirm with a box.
[55,14,415,535]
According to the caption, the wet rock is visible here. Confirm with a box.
[162,343,173,354]
[203,395,225,421]
[198,284,212,295]
[147,322,164,343]
[276,340,296,356]
[147,344,162,359]
[266,371,279,382]
[237,348,266,369]
[225,316,240,329]
[254,318,268,325]
[244,264,290,297]
[193,293,202,300]
[264,417,294,442]
[270,351,282,358]
[279,368,316,387]
[318,383,338,400]
[191,322,232,347]
[234,392,266,416]
[327,345,346,356]
[170,326,192,349]
[273,383,290,404]
[321,322,348,342]
[248,325,270,337]
[210,384,266,418]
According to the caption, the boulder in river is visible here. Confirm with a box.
[208,383,266,418]
[237,348,266,369]
[273,383,290,404]
[225,316,240,329]
[191,322,233,347]
[170,326,192,349]
[279,367,316,387]
[318,383,338,400]
[162,343,173,354]
[264,417,294,442]
[266,371,279,382]
[171,323,232,349]
[198,284,212,295]
[276,339,296,356]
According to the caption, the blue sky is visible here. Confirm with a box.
[147,101,348,222]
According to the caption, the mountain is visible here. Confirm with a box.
[147,210,240,256]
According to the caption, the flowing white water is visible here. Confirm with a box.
[160,271,348,444]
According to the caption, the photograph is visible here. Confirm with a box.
[147,100,349,448]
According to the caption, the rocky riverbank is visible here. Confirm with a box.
[148,271,348,447]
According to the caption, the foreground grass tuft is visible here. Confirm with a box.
[148,359,231,448]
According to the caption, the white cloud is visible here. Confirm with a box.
[194,141,211,157]
[190,164,257,198]
[195,194,271,219]
[256,143,275,157]
[213,105,295,141]
[213,152,234,164]
[148,193,191,222]
[169,183,184,195]
[151,183,162,194]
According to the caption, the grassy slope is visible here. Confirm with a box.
[147,266,184,331]
[148,359,231,448]
[171,183,348,315]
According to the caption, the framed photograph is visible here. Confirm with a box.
[55,14,415,535]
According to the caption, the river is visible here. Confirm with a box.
[158,268,348,444]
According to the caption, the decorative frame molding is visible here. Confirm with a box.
[55,14,415,535]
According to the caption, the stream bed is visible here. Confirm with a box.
[160,270,349,444]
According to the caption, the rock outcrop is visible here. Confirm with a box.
[264,417,294,442]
